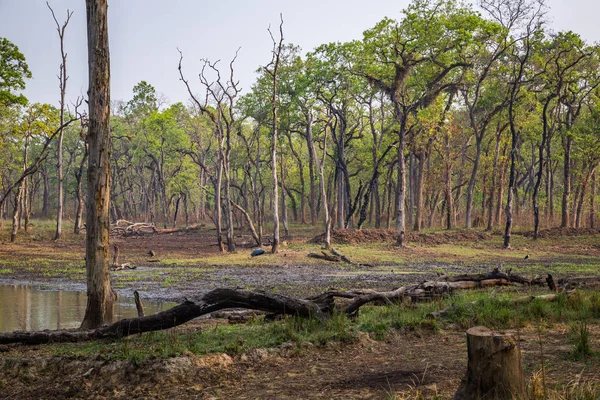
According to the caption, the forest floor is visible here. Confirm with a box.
[1,220,600,399]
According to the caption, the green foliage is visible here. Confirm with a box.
[0,37,31,107]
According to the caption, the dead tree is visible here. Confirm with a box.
[81,0,115,329]
[264,15,284,253]
[178,49,241,254]
[47,2,73,241]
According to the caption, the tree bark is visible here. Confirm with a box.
[81,0,115,330]
[454,326,527,400]
[561,136,572,228]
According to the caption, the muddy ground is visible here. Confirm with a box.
[1,225,600,399]
[1,226,600,302]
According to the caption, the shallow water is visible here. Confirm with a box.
[0,284,177,332]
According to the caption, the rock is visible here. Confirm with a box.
[251,248,265,257]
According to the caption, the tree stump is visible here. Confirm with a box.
[454,326,528,400]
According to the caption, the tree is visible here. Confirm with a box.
[360,0,487,245]
[265,16,284,253]
[81,0,114,330]
[47,2,73,241]
[0,37,31,107]
[179,50,241,253]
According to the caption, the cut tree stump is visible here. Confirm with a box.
[454,326,527,400]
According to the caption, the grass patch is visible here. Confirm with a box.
[43,289,600,364]
[0,268,13,275]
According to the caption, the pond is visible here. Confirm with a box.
[0,284,177,333]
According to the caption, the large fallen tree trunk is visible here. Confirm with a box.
[0,273,546,346]
[109,222,204,237]
[439,267,545,286]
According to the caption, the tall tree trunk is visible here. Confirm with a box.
[590,171,596,229]
[42,169,49,217]
[81,0,114,330]
[561,136,572,228]
[414,153,425,231]
[74,144,87,234]
[215,151,225,253]
[280,153,290,237]
[10,186,23,243]
[395,114,407,246]
[465,135,482,229]
[223,143,236,253]
[306,113,317,226]
[268,19,283,254]
[533,97,554,239]
[49,5,72,241]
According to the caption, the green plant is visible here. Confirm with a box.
[570,320,592,360]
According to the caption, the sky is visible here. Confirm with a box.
[0,0,599,108]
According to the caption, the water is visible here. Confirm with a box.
[0,284,177,332]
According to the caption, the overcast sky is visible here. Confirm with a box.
[0,0,598,108]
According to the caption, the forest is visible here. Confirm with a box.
[1,0,600,399]
[2,0,600,250]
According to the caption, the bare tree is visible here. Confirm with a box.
[81,0,114,329]
[47,2,73,240]
[179,49,241,253]
[264,15,284,253]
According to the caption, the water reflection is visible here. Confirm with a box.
[0,284,176,332]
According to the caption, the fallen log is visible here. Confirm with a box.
[0,276,542,346]
[307,251,340,262]
[439,267,544,286]
[330,247,374,268]
[110,222,204,237]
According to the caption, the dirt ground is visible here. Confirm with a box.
[1,225,600,399]
[1,324,598,399]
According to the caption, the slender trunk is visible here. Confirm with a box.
[396,116,407,246]
[408,152,415,228]
[223,141,235,253]
[533,97,554,239]
[466,136,482,229]
[50,5,71,241]
[414,153,425,231]
[590,171,596,229]
[10,186,23,243]
[280,153,290,237]
[215,150,225,253]
[561,136,572,228]
[74,146,87,234]
[306,114,317,226]
[269,24,283,254]
[42,170,49,217]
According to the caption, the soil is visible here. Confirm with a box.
[1,325,597,399]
